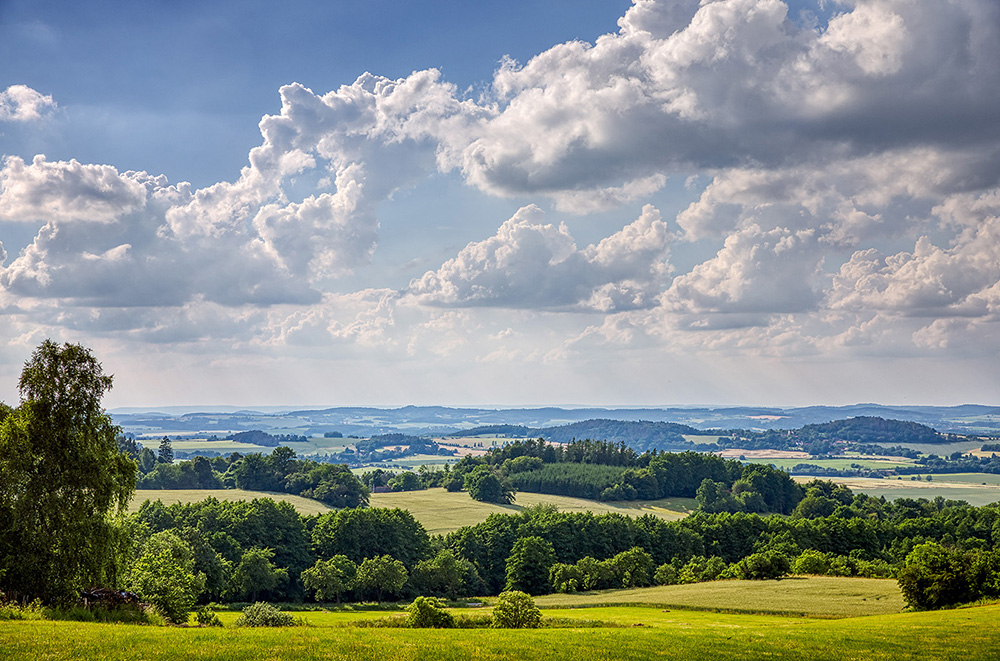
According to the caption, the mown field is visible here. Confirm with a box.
[129,489,334,515]
[774,457,914,471]
[534,576,904,618]
[3,598,999,660]
[128,488,696,534]
[796,476,1000,506]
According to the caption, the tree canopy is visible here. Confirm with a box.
[0,340,136,604]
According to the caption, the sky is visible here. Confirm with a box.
[1,0,999,409]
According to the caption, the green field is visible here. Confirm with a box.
[797,476,1000,506]
[3,599,999,660]
[775,457,914,471]
[534,576,904,618]
[129,489,334,516]
[128,488,695,534]
[369,488,695,535]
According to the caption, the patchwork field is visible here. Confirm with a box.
[795,476,1000,506]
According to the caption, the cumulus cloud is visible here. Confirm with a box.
[4,0,1000,375]
[0,85,56,122]
[406,204,672,311]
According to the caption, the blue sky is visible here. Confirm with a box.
[1,0,998,408]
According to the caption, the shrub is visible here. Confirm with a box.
[405,596,455,628]
[792,549,831,576]
[0,599,45,621]
[654,563,677,586]
[127,550,203,624]
[730,551,790,580]
[491,591,541,629]
[234,602,297,627]
[195,606,223,627]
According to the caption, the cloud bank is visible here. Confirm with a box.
[2,1,1000,403]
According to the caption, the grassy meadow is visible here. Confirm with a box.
[534,576,905,618]
[796,476,1000,506]
[128,487,695,534]
[129,489,334,516]
[3,597,999,660]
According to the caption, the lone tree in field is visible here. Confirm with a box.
[0,340,136,604]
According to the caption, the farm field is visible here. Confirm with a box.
[774,457,914,471]
[795,476,1000,506]
[129,489,334,516]
[3,600,999,660]
[369,488,695,535]
[534,576,904,618]
[128,488,695,534]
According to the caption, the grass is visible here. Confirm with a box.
[796,476,1000,506]
[129,489,334,516]
[775,458,914,471]
[3,602,1000,660]
[369,488,695,535]
[128,488,694,534]
[534,576,905,618]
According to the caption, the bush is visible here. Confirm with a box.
[491,591,541,629]
[405,596,455,628]
[234,602,297,627]
[730,551,790,580]
[654,563,677,586]
[792,549,831,576]
[0,599,45,621]
[195,606,223,627]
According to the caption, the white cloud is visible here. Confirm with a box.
[661,225,823,316]
[406,204,672,311]
[0,85,56,122]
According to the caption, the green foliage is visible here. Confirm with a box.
[231,547,288,602]
[410,549,474,599]
[405,596,455,628]
[895,542,1000,610]
[792,549,832,575]
[550,563,584,593]
[728,550,791,580]
[128,550,203,624]
[608,547,655,588]
[0,340,136,605]
[312,507,430,567]
[302,555,356,603]
[356,555,408,602]
[465,465,515,504]
[388,471,424,492]
[491,590,541,628]
[225,449,369,508]
[234,601,297,627]
[509,463,626,500]
[654,563,677,586]
[194,606,223,627]
[0,598,45,620]
[505,536,556,595]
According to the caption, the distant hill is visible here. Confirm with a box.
[111,403,1000,440]
[796,416,943,445]
[535,419,705,452]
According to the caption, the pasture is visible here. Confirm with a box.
[129,489,334,516]
[3,599,999,660]
[534,576,905,618]
[369,488,695,534]
[797,476,1000,506]
[128,487,695,534]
